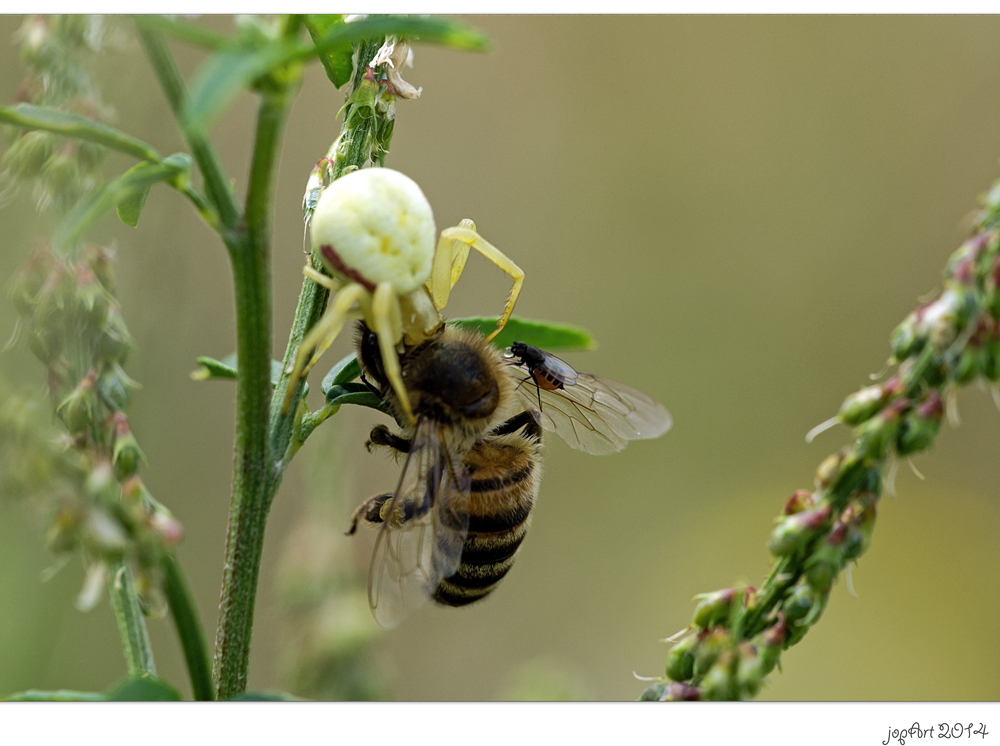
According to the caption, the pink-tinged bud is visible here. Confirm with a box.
[759,613,787,651]
[841,495,877,561]
[692,588,736,629]
[111,412,146,479]
[896,391,943,456]
[854,398,909,461]
[665,682,701,701]
[75,264,109,323]
[150,512,184,546]
[783,490,816,515]
[769,502,832,557]
[815,451,846,491]
[945,231,993,284]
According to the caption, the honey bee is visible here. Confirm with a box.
[348,322,543,628]
[348,328,671,628]
[504,341,672,455]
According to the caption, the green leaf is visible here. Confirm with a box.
[228,690,304,701]
[115,163,154,227]
[326,382,391,415]
[0,103,161,162]
[133,15,234,50]
[304,15,490,62]
[54,153,192,251]
[320,352,362,395]
[183,39,301,132]
[106,675,182,702]
[191,353,284,387]
[182,15,488,133]
[3,689,105,701]
[451,316,596,351]
[304,15,353,89]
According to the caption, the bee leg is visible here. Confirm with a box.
[346,493,393,535]
[366,424,412,453]
[490,410,542,439]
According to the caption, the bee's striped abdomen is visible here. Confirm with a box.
[432,430,541,608]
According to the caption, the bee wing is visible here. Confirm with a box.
[511,365,672,455]
[368,418,470,629]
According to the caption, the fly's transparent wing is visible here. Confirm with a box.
[509,360,671,455]
[368,418,470,628]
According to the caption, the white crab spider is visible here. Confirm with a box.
[282,167,524,423]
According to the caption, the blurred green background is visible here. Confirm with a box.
[1,15,1000,701]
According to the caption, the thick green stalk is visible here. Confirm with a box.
[108,560,155,677]
[212,71,299,700]
[162,553,214,701]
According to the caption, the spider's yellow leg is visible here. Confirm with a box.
[303,264,344,291]
[428,218,474,311]
[372,281,414,424]
[282,282,369,414]
[438,224,524,341]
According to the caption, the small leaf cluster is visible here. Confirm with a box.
[642,175,1000,701]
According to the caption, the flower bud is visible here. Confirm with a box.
[57,369,98,434]
[769,502,831,557]
[74,263,111,326]
[854,398,909,461]
[840,496,877,561]
[111,412,146,478]
[96,305,135,365]
[804,540,844,593]
[896,390,943,456]
[782,583,817,625]
[838,384,888,425]
[664,682,701,701]
[782,489,816,515]
[692,588,735,629]
[98,363,139,411]
[735,641,765,698]
[665,633,698,682]
[637,681,668,701]
[699,652,739,701]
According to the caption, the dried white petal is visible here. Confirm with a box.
[76,562,107,611]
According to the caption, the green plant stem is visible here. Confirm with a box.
[212,66,299,701]
[269,37,383,468]
[162,553,215,701]
[134,21,238,231]
[108,559,155,677]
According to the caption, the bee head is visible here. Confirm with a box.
[356,323,503,427]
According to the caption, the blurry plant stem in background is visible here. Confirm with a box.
[642,176,1000,701]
